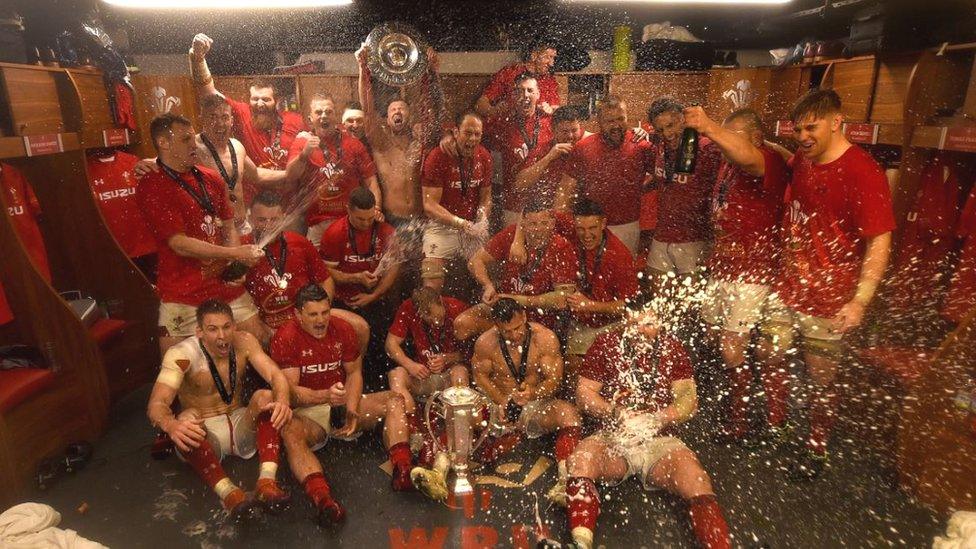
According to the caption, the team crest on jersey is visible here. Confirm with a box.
[510,279,535,294]
[514,143,529,162]
[201,214,219,238]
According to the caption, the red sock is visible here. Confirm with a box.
[689,494,731,549]
[302,472,332,505]
[475,432,522,465]
[180,439,227,488]
[555,426,581,462]
[389,441,412,470]
[761,360,790,428]
[256,411,280,464]
[807,383,837,455]
[566,477,600,533]
[726,364,751,436]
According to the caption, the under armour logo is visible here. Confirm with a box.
[301,349,313,357]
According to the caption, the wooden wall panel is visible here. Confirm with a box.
[705,68,772,122]
[0,66,65,135]
[214,75,299,106]
[827,58,876,121]
[65,70,115,148]
[438,74,492,123]
[765,66,810,124]
[130,74,199,157]
[609,72,709,123]
[296,75,356,114]
[870,54,919,124]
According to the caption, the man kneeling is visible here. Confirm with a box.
[270,284,413,525]
[147,299,293,519]
[552,310,731,549]
[412,298,580,501]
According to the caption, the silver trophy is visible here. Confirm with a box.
[423,386,490,495]
[365,21,429,87]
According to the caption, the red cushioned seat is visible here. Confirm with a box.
[856,346,933,388]
[0,368,55,414]
[89,318,128,347]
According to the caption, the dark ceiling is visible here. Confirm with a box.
[10,0,976,74]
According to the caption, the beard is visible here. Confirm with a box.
[251,106,276,131]
[603,128,625,148]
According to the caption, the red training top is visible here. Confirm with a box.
[319,216,395,304]
[778,146,896,318]
[482,63,560,110]
[566,131,653,226]
[244,231,331,329]
[137,164,243,305]
[270,316,359,391]
[86,152,157,258]
[421,146,493,222]
[0,163,51,325]
[287,131,376,227]
[389,296,468,363]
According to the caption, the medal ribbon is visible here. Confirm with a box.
[199,338,237,405]
[498,325,533,384]
[200,134,239,192]
[158,160,215,216]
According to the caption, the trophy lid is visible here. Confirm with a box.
[365,21,428,87]
[440,386,482,406]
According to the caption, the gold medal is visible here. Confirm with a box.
[277,278,288,290]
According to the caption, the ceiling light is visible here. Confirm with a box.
[101,0,351,8]
[563,0,789,4]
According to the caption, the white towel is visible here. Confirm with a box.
[0,503,108,549]
[947,511,976,540]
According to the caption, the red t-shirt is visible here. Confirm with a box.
[287,132,377,227]
[1,163,50,280]
[421,146,493,221]
[270,316,358,391]
[943,186,976,323]
[389,296,468,363]
[581,330,693,415]
[137,165,243,305]
[707,146,789,284]
[779,146,896,318]
[482,63,560,110]
[884,158,964,314]
[485,114,553,212]
[650,137,723,243]
[319,216,395,304]
[244,231,331,329]
[566,132,653,226]
[521,143,572,211]
[484,224,576,327]
[225,97,304,171]
[1,163,51,325]
[570,228,639,327]
[86,152,157,258]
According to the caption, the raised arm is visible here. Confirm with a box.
[683,106,765,177]
[188,33,219,97]
[514,144,571,192]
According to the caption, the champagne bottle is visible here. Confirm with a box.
[674,127,698,174]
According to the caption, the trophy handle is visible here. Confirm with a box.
[470,395,492,452]
[423,390,447,453]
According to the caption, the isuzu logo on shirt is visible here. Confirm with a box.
[302,361,341,374]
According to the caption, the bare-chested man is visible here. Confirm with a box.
[356,44,444,225]
[146,299,293,519]
[411,298,580,501]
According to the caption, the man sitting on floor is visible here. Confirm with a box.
[146,299,293,519]
[546,308,731,549]
[270,284,413,525]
